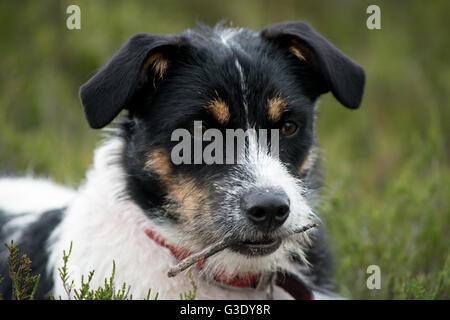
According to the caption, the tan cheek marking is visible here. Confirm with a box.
[205,99,230,125]
[299,154,311,176]
[168,178,210,221]
[289,40,311,62]
[142,52,168,82]
[144,148,173,186]
[267,97,288,123]
[145,149,211,221]
[298,148,316,176]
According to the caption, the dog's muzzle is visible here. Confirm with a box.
[241,187,290,232]
[229,187,290,257]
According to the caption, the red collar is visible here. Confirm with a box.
[145,228,314,299]
[145,229,259,288]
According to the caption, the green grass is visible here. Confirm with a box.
[0,0,448,299]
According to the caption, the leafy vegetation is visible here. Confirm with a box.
[53,242,137,300]
[2,241,197,300]
[2,241,40,300]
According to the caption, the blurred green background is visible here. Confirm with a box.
[0,0,448,299]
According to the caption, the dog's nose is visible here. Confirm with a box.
[242,188,290,232]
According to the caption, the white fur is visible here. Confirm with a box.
[234,58,249,126]
[0,177,75,242]
[219,28,242,49]
[0,177,75,214]
[245,131,317,231]
[203,130,317,277]
[219,28,250,126]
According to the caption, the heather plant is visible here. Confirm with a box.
[1,241,197,300]
[3,241,40,300]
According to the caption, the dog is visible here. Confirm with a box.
[0,21,365,300]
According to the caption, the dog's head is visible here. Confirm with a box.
[79,22,365,276]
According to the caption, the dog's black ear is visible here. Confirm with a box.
[80,33,179,129]
[261,22,365,109]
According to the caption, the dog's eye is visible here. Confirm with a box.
[280,121,298,136]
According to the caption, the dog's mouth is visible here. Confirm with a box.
[167,223,317,278]
[229,238,282,257]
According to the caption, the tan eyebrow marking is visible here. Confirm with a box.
[267,97,288,122]
[204,98,231,125]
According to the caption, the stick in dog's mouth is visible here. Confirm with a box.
[167,222,318,278]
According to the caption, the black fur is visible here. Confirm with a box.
[261,21,366,109]
[79,34,179,129]
[79,22,364,290]
[80,22,364,131]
